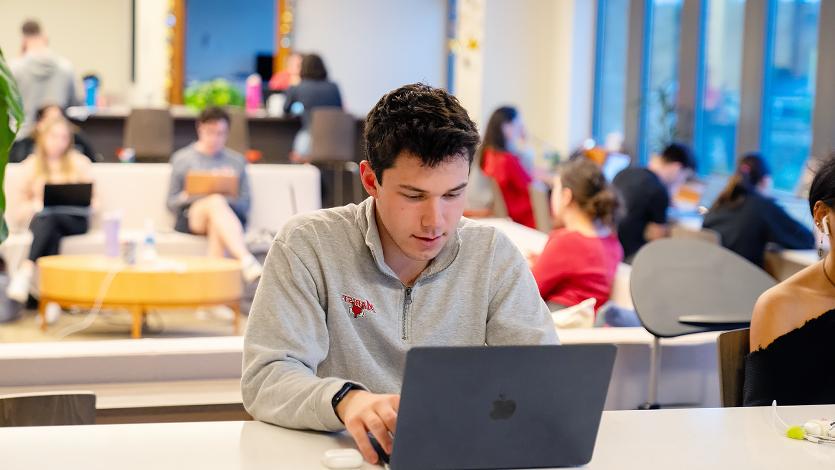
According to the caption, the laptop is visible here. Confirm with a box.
[388,344,616,470]
[43,183,93,207]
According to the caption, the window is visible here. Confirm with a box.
[446,0,457,94]
[695,0,746,176]
[185,0,276,90]
[640,0,684,164]
[592,0,630,147]
[761,0,821,191]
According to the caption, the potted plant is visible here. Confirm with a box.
[183,78,245,111]
[0,47,24,244]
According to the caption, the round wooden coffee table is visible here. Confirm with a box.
[37,255,243,338]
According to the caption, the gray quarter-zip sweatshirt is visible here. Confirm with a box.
[242,197,558,431]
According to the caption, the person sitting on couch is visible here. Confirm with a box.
[6,115,97,303]
[166,106,263,283]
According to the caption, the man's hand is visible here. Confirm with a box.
[335,390,400,464]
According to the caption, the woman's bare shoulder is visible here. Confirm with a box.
[750,265,822,351]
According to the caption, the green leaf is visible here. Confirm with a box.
[183,78,244,110]
[0,47,24,244]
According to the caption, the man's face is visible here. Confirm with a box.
[196,119,228,155]
[361,152,469,263]
[650,156,689,190]
[666,163,691,190]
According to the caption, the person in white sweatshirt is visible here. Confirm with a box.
[242,83,558,464]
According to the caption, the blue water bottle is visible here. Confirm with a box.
[83,74,100,107]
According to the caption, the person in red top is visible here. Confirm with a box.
[531,157,624,312]
[479,106,536,228]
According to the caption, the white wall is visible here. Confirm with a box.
[293,0,447,116]
[0,0,133,103]
[133,0,169,107]
[453,0,486,126]
[479,0,596,157]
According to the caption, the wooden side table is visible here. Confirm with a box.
[37,255,243,338]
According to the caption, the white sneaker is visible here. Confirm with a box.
[44,302,62,325]
[196,305,236,323]
[6,272,31,303]
[241,258,263,284]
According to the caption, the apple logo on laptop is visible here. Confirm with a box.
[490,394,516,420]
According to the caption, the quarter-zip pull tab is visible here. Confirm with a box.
[402,286,413,340]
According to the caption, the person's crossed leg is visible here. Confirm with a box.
[187,194,262,283]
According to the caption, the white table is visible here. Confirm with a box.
[2,406,833,469]
[0,336,243,387]
[477,217,547,255]
[0,328,720,412]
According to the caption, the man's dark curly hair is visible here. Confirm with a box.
[364,83,480,183]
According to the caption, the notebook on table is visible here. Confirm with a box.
[184,171,239,198]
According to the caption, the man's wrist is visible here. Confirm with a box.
[332,382,363,422]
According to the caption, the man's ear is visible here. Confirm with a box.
[360,161,380,198]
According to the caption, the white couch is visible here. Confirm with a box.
[2,163,321,273]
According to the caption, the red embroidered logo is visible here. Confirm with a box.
[342,294,376,318]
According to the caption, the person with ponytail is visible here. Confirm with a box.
[531,157,623,312]
[479,106,536,228]
[703,153,813,267]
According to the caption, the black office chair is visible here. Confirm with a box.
[308,108,361,207]
[630,239,775,409]
[225,107,251,155]
[123,108,174,162]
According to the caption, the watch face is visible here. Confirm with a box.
[333,383,357,408]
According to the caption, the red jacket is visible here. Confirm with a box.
[481,148,535,228]
[531,229,623,312]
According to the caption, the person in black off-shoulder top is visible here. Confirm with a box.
[745,153,835,406]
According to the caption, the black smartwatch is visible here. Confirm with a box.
[332,382,363,418]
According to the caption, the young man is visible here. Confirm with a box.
[11,20,78,140]
[612,142,696,261]
[242,84,557,464]
[166,106,262,282]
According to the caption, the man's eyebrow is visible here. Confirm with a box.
[398,183,468,193]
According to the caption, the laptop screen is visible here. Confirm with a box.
[43,183,93,208]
